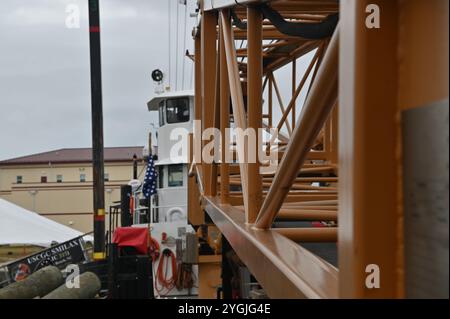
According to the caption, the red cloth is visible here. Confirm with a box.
[112,227,149,255]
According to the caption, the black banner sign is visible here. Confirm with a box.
[6,237,87,282]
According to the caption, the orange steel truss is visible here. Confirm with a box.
[190,0,449,298]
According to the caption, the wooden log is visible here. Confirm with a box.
[0,266,63,299]
[42,271,101,299]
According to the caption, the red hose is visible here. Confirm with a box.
[155,249,178,295]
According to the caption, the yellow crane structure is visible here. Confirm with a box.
[188,0,448,298]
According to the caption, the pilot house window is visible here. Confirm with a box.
[168,165,183,187]
[166,98,189,124]
[158,101,165,127]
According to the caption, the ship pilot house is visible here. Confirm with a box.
[147,90,194,224]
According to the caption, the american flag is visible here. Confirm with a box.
[143,155,157,199]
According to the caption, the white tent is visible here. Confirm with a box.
[0,199,92,247]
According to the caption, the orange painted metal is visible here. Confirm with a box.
[246,6,264,223]
[277,209,337,221]
[219,19,230,204]
[219,10,251,216]
[256,27,339,229]
[204,196,338,298]
[339,0,401,298]
[201,11,217,196]
[274,227,337,242]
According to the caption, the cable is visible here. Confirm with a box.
[260,4,338,39]
[175,0,180,91]
[168,0,171,89]
[231,10,247,30]
[155,248,178,295]
[182,2,188,90]
[231,6,338,39]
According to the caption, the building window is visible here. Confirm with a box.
[168,164,183,187]
[16,176,23,184]
[41,176,47,183]
[104,173,109,182]
[80,174,86,182]
[56,175,63,183]
[159,100,165,127]
[166,98,189,124]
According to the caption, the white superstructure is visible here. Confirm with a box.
[147,90,194,224]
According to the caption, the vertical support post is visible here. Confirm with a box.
[268,73,273,128]
[220,20,230,203]
[201,11,217,196]
[330,105,338,165]
[292,59,296,129]
[188,133,204,225]
[220,11,250,215]
[211,53,221,196]
[246,6,263,223]
[221,234,233,299]
[88,0,105,260]
[194,35,202,165]
[190,35,205,225]
[339,0,401,298]
[323,114,331,156]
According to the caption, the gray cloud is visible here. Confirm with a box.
[0,0,313,161]
[0,0,197,160]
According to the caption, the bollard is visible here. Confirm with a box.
[0,266,63,299]
[42,271,101,299]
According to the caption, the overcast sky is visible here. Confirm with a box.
[0,0,313,161]
[0,0,197,160]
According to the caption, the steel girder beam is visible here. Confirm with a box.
[255,26,339,228]
[201,11,217,196]
[220,11,251,216]
[246,6,264,223]
[203,196,338,298]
